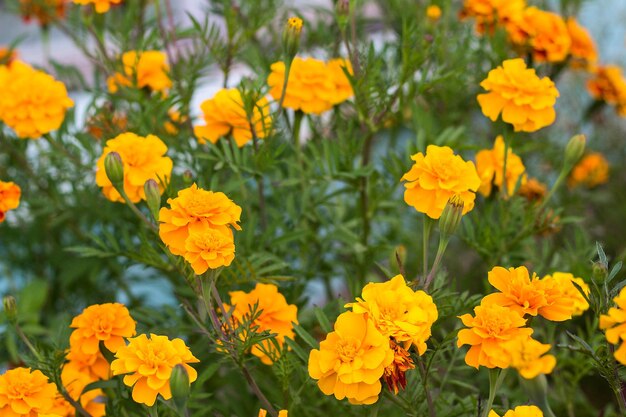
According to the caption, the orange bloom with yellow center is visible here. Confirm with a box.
[73,0,123,13]
[69,302,136,356]
[457,302,532,369]
[227,283,298,365]
[477,58,559,132]
[459,0,526,35]
[0,180,21,223]
[542,272,589,316]
[95,132,173,203]
[482,266,547,317]
[489,405,544,417]
[268,57,353,114]
[194,89,272,148]
[0,61,74,139]
[566,18,598,68]
[568,152,609,188]
[20,0,66,26]
[183,221,236,274]
[159,183,241,257]
[0,367,60,417]
[107,50,171,94]
[587,65,626,116]
[401,145,480,219]
[308,311,394,405]
[345,274,438,354]
[476,136,527,197]
[514,7,571,63]
[600,287,626,365]
[111,333,199,406]
[504,336,556,379]
[517,177,547,202]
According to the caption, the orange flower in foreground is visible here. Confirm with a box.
[63,347,111,382]
[194,89,272,147]
[401,145,480,219]
[183,221,236,274]
[308,311,394,405]
[587,65,626,116]
[505,336,556,379]
[459,0,526,35]
[69,302,136,355]
[600,287,626,365]
[0,61,74,139]
[482,266,547,317]
[20,0,66,26]
[95,132,173,203]
[566,18,598,68]
[108,50,171,93]
[514,7,571,63]
[111,333,199,406]
[476,136,526,197]
[73,0,123,13]
[477,58,559,132]
[568,152,609,188]
[0,367,59,417]
[58,366,106,417]
[227,283,298,365]
[457,302,532,369]
[0,180,21,223]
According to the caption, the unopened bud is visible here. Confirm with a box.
[183,170,194,184]
[282,17,303,60]
[390,245,407,274]
[439,194,464,240]
[144,179,161,221]
[592,261,608,283]
[170,364,190,412]
[104,152,124,188]
[564,134,586,171]
[336,0,350,30]
[3,296,17,323]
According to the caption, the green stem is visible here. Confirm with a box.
[277,60,292,111]
[500,134,510,198]
[116,186,159,233]
[147,405,159,417]
[422,216,433,281]
[14,323,43,361]
[539,169,568,211]
[423,237,449,290]
[292,110,303,150]
[482,368,506,417]
[417,356,436,417]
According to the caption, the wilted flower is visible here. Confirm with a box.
[568,152,609,188]
[517,177,547,202]
[505,336,556,379]
[0,180,21,223]
[0,367,59,417]
[20,0,66,26]
[513,7,571,63]
[600,287,626,365]
[383,340,415,394]
[73,0,123,13]
[69,302,137,355]
[587,65,626,116]
[566,18,598,68]
[489,405,544,417]
[476,136,526,197]
[107,50,171,94]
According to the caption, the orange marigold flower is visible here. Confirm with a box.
[20,0,66,26]
[0,180,21,223]
[345,274,438,354]
[401,145,480,219]
[326,58,354,105]
[194,89,272,147]
[600,287,626,365]
[477,58,559,132]
[459,0,526,36]
[111,333,199,406]
[482,266,547,317]
[95,132,173,203]
[73,0,123,13]
[383,340,415,394]
[566,18,598,68]
[457,302,532,369]
[504,336,556,379]
[63,347,110,382]
[542,272,589,316]
[489,405,544,417]
[308,311,394,405]
[476,136,527,197]
[0,367,60,417]
[0,61,74,139]
[159,183,241,256]
[69,302,136,356]
[183,221,236,274]
[538,274,582,321]
[587,65,626,116]
[227,283,298,365]
[107,50,171,94]
[517,177,547,202]
[426,5,442,22]
[57,366,106,417]
[512,7,571,63]
[568,152,609,188]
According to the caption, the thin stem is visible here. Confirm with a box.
[292,110,303,150]
[422,216,432,281]
[277,61,293,111]
[248,112,268,231]
[117,187,159,233]
[500,134,509,198]
[14,324,43,361]
[424,238,449,290]
[609,344,626,414]
[539,169,568,211]
[482,368,506,417]
[417,356,436,417]
[148,405,159,417]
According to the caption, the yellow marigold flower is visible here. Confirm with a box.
[568,152,609,188]
[0,180,21,223]
[287,17,303,33]
[426,5,442,22]
[542,272,589,316]
[57,366,106,417]
[476,136,526,197]
[587,65,626,116]
[0,61,74,139]
[194,89,272,148]
[69,302,137,356]
[459,0,526,36]
[513,7,571,63]
[600,287,626,365]
[482,266,547,317]
[20,0,66,26]
[383,340,415,394]
[159,183,242,256]
[183,221,236,274]
[489,405,544,417]
[345,274,438,354]
[73,0,123,13]
[504,336,556,379]
[95,132,173,203]
[64,347,110,382]
[457,302,532,369]
[258,410,288,417]
[477,58,559,132]
[227,283,298,365]
[566,18,598,68]
[111,333,199,406]
[401,145,480,219]
[0,367,60,417]
[308,311,394,405]
[517,177,547,202]
[107,50,171,94]
[326,58,354,105]
[537,274,580,321]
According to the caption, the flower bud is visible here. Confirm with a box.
[104,152,124,188]
[170,364,190,412]
[3,296,17,323]
[144,179,161,221]
[438,194,464,240]
[592,261,608,283]
[282,17,303,60]
[183,170,194,184]
[564,134,586,171]
[336,0,350,31]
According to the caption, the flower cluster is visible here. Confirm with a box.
[459,0,526,36]
[475,136,526,197]
[512,7,571,63]
[0,180,21,223]
[107,50,171,94]
[568,152,609,188]
[600,287,626,365]
[0,367,60,417]
[159,184,241,274]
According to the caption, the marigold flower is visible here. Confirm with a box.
[542,272,589,316]
[107,50,171,94]
[0,61,74,139]
[459,0,526,36]
[401,145,480,219]
[326,58,354,105]
[600,287,626,365]
[383,340,415,394]
[194,89,272,147]
[489,405,544,417]
[183,221,236,274]
[345,274,438,354]
[566,18,598,68]
[568,152,609,188]
[20,0,66,26]
[482,266,547,317]
[476,136,526,197]
[308,311,394,405]
[517,177,547,202]
[63,347,110,382]
[0,180,21,223]
[513,7,571,63]
[457,302,532,369]
[73,0,123,13]
[227,283,298,365]
[95,132,173,203]
[57,366,106,417]
[426,5,442,22]
[587,65,626,116]
[504,336,556,379]
[111,333,199,406]
[538,274,581,321]
[159,183,242,257]
[69,302,137,356]
[477,58,559,132]
[0,367,59,417]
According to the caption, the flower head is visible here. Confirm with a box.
[73,0,123,13]
[0,180,21,223]
[58,365,106,417]
[183,221,236,274]
[401,145,480,219]
[489,405,544,417]
[476,136,526,197]
[426,5,442,22]
[326,58,354,105]
[505,336,556,379]
[308,311,394,405]
[69,302,137,356]
[566,18,598,68]
[459,0,526,35]
[477,58,559,132]
[482,266,547,317]
[64,347,111,382]
[587,65,626,116]
[0,367,59,417]
[568,152,609,188]
[194,89,272,147]
[111,333,199,406]
[600,287,626,365]
[514,7,571,63]
[345,275,438,354]
[95,132,173,203]
[542,272,589,316]
[107,50,171,94]
[538,274,582,321]
[0,61,74,139]
[518,177,547,202]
